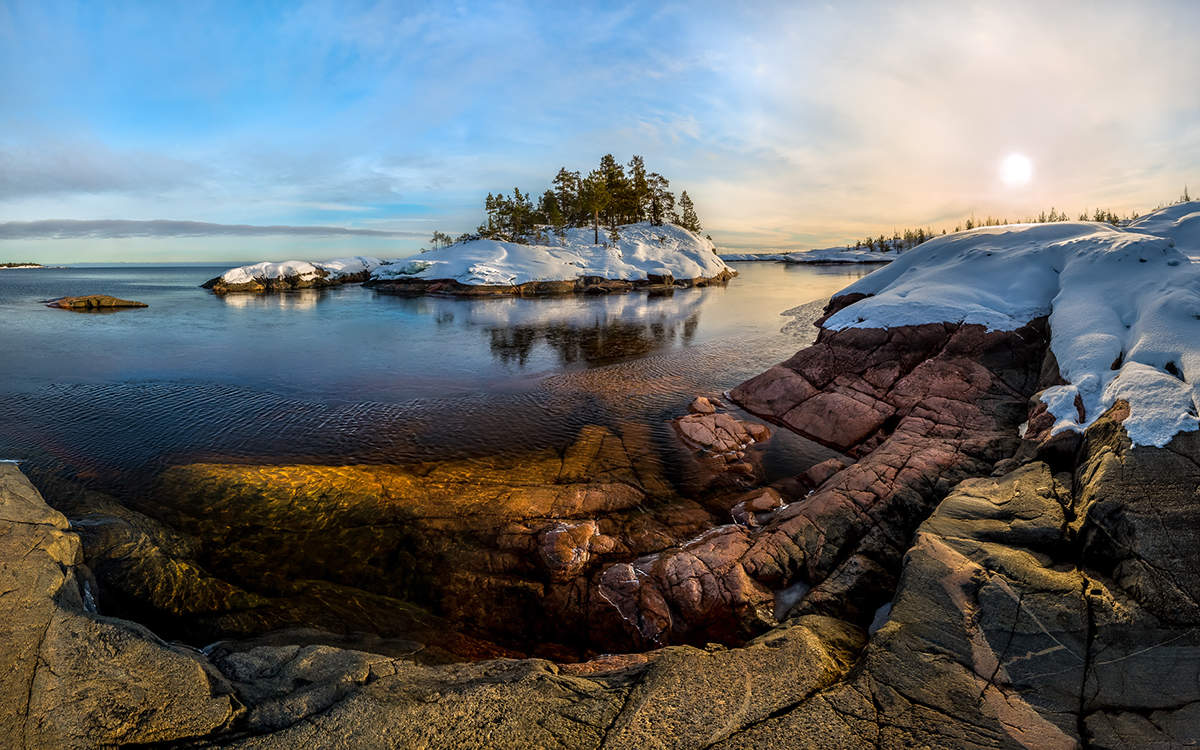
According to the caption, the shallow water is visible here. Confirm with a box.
[0,261,870,491]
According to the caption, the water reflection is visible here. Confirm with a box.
[217,288,328,310]
[373,290,706,368]
[480,293,702,367]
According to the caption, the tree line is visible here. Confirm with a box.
[424,155,703,251]
[847,188,1193,254]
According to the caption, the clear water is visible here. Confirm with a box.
[0,262,871,493]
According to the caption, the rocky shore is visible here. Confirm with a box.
[6,288,1199,747]
[7,207,1199,747]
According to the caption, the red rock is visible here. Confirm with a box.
[689,396,717,415]
[599,313,1051,646]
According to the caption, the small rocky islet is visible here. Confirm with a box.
[201,223,735,297]
[6,202,1200,747]
[46,294,148,310]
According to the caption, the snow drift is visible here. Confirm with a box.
[821,202,1200,448]
[371,223,729,287]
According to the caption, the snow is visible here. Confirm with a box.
[822,202,1200,448]
[722,246,897,264]
[371,223,728,286]
[219,255,385,284]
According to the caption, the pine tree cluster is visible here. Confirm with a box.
[454,155,702,247]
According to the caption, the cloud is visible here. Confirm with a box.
[0,219,409,240]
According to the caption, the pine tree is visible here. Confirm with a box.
[646,172,674,226]
[553,168,580,224]
[541,190,565,239]
[627,155,650,222]
[678,191,701,233]
[578,171,610,244]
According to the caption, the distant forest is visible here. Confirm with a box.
[426,155,703,251]
[847,186,1192,254]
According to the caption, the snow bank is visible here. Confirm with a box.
[219,256,385,285]
[722,247,897,264]
[371,223,728,286]
[822,202,1200,448]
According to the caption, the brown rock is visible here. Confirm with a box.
[47,294,148,310]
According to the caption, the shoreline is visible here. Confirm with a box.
[7,289,1199,746]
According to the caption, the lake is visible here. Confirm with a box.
[0,261,871,491]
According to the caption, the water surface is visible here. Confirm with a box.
[0,261,870,492]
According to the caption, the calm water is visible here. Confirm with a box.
[0,262,870,494]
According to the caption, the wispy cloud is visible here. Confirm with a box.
[0,220,407,240]
[1,0,1198,261]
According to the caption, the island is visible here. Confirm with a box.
[46,294,148,310]
[203,155,735,296]
[0,262,44,269]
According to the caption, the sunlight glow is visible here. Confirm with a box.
[1000,153,1034,187]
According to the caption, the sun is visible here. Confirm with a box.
[1000,153,1034,187]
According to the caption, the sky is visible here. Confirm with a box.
[2,0,1199,263]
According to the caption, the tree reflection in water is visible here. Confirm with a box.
[485,293,701,367]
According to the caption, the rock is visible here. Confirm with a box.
[46,295,148,310]
[366,269,737,298]
[125,423,720,657]
[600,316,1050,646]
[0,464,239,747]
[719,412,1200,749]
[730,487,784,528]
[671,407,774,491]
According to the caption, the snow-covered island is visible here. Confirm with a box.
[202,256,386,294]
[367,222,733,296]
[722,246,898,264]
[822,200,1200,448]
[202,223,733,296]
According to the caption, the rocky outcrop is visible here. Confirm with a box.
[10,406,1200,748]
[672,398,773,487]
[0,464,239,748]
[46,294,148,310]
[4,459,873,748]
[365,269,736,297]
[598,312,1052,647]
[201,270,365,294]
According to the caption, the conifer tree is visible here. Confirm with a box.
[553,168,580,224]
[678,191,701,233]
[646,172,674,226]
[627,155,650,221]
[578,171,610,244]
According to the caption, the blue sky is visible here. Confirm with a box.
[2,0,1199,262]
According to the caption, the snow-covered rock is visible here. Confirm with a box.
[204,256,386,293]
[822,202,1200,448]
[370,223,731,291]
[722,247,897,264]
